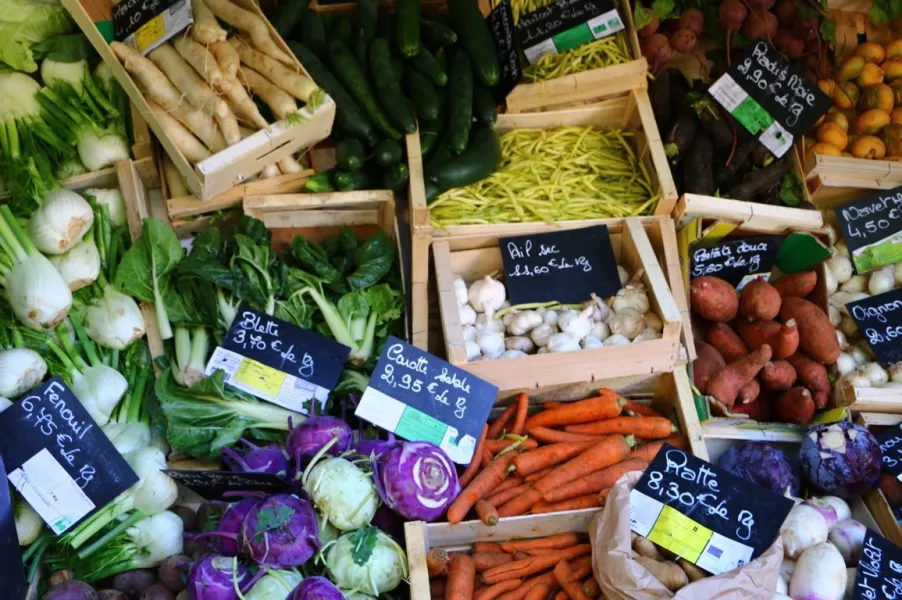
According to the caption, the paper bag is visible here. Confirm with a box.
[589,472,783,600]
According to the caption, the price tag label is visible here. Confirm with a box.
[113,0,194,55]
[630,444,793,575]
[500,224,622,304]
[847,288,902,368]
[354,336,498,464]
[853,529,902,599]
[835,188,902,275]
[0,456,26,599]
[206,306,350,414]
[162,470,294,500]
[488,0,522,103]
[708,41,831,158]
[0,378,138,535]
[515,0,623,65]
[690,235,783,288]
[876,423,902,481]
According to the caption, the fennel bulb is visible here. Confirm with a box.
[102,421,150,455]
[85,285,145,350]
[49,239,100,291]
[5,249,72,330]
[71,363,127,425]
[56,157,87,180]
[84,188,126,227]
[326,528,407,595]
[0,348,46,397]
[123,511,184,568]
[41,58,90,93]
[246,570,303,600]
[76,128,129,172]
[15,499,42,546]
[0,73,41,118]
[28,188,93,255]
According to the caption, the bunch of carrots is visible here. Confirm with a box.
[447,388,688,524]
[427,533,599,600]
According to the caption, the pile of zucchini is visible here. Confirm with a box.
[272,0,505,195]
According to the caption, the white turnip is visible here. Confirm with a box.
[828,519,866,566]
[789,542,847,600]
[780,504,828,558]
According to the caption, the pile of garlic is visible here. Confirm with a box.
[454,268,664,362]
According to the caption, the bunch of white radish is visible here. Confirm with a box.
[454,267,664,362]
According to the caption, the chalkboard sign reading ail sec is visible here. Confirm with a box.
[690,236,783,288]
[853,529,902,599]
[847,288,902,368]
[500,225,622,305]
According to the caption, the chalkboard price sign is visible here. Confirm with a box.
[835,188,902,275]
[630,444,794,575]
[690,235,783,288]
[515,0,623,65]
[113,0,193,54]
[355,336,498,465]
[876,423,902,480]
[852,529,902,599]
[0,377,138,535]
[0,457,26,599]
[163,470,294,499]
[500,225,622,304]
[708,41,831,158]
[847,288,902,368]
[488,0,523,103]
[206,306,350,414]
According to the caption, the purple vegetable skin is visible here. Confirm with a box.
[379,441,460,521]
[287,576,344,600]
[287,417,352,469]
[186,556,252,600]
[354,433,398,460]
[42,580,98,600]
[221,439,289,477]
[188,498,261,556]
[801,422,883,498]
[718,441,801,496]
[240,494,320,567]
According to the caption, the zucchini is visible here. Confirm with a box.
[334,168,376,190]
[391,57,404,82]
[447,0,500,86]
[434,125,501,190]
[425,130,454,181]
[289,42,377,146]
[382,164,410,189]
[299,12,326,61]
[377,13,394,44]
[270,0,309,39]
[411,46,447,86]
[375,139,403,167]
[473,83,497,126]
[328,40,402,140]
[419,91,446,157]
[434,47,447,73]
[448,49,474,154]
[425,180,443,203]
[336,138,366,171]
[395,0,420,57]
[303,171,336,193]
[354,0,378,66]
[369,38,417,134]
[420,18,457,46]
[321,13,334,36]
[406,68,440,120]
[336,16,354,46]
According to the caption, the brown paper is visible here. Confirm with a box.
[590,472,784,600]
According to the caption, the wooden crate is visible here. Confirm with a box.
[64,0,336,201]
[433,218,682,394]
[858,412,902,547]
[836,385,902,414]
[803,152,897,210]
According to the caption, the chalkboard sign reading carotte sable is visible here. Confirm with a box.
[876,423,902,481]
[0,377,138,535]
[162,470,294,500]
[690,235,783,289]
[835,188,902,275]
[488,0,522,103]
[500,225,622,305]
[852,529,902,599]
[847,288,902,368]
[354,336,498,465]
[630,444,794,575]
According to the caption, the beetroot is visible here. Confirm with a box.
[678,9,704,35]
[774,0,797,25]
[795,17,819,43]
[746,0,776,9]
[670,29,697,53]
[775,29,805,59]
[638,9,660,38]
[719,0,747,31]
[642,34,672,72]
[742,10,778,41]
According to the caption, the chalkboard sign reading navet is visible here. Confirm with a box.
[500,225,622,304]
[488,0,522,103]
[690,236,783,289]
[876,423,902,481]
[847,288,902,368]
[852,529,902,599]
[835,189,902,275]
[355,336,498,465]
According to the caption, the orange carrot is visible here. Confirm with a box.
[512,442,598,476]
[523,390,623,430]
[448,452,518,524]
[496,488,543,517]
[430,579,446,599]
[527,427,601,445]
[476,499,499,526]
[598,489,610,505]
[473,552,513,572]
[623,399,663,418]
[488,404,518,439]
[522,548,557,556]
[565,416,675,438]
[511,393,529,435]
[475,579,521,600]
[486,483,532,508]
[543,401,564,410]
[524,467,554,482]
[554,561,591,600]
[427,548,451,577]
[491,476,524,496]
[483,448,492,468]
[497,557,593,600]
[532,493,600,514]
[631,434,687,462]
[485,438,538,453]
[446,553,476,600]
[553,592,568,600]
[582,577,601,598]
[524,583,554,600]
[500,533,579,553]
[459,425,489,488]
[482,545,592,584]
[474,542,505,554]
[512,551,530,561]
[541,457,649,503]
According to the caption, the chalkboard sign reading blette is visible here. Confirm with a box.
[355,336,498,465]
[515,0,624,65]
[206,306,350,415]
[847,288,902,368]
[113,0,194,55]
[500,225,622,305]
[488,0,523,103]
[852,529,902,599]
[835,188,902,275]
[162,470,295,500]
[690,235,783,289]
[0,377,138,535]
[708,41,831,158]
[630,444,794,575]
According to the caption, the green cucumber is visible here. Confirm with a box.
[435,125,501,190]
[299,12,326,61]
[354,0,378,66]
[375,139,403,167]
[321,13,334,35]
[382,164,410,189]
[411,46,447,86]
[336,138,366,171]
[391,56,404,82]
[419,91,446,157]
[448,49,474,154]
[328,40,402,141]
[434,47,447,72]
[406,68,439,120]
[334,168,376,190]
[395,0,421,57]
[420,19,457,46]
[473,83,497,126]
[369,38,417,134]
[336,16,353,45]
[271,0,309,39]
[377,13,394,44]
[447,0,500,86]
[303,171,336,193]
[425,130,454,182]
[425,180,443,203]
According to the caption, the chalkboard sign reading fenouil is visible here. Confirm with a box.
[0,377,138,535]
[708,41,831,158]
[488,0,522,103]
[630,444,794,575]
[835,187,902,275]
[354,336,498,465]
[847,288,902,368]
[500,225,622,305]
[852,529,902,599]
[690,235,783,289]
[206,306,350,415]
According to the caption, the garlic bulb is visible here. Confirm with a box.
[505,336,535,354]
[468,276,505,317]
[547,333,580,353]
[868,267,895,296]
[581,336,604,349]
[453,276,468,305]
[582,294,609,322]
[644,312,663,333]
[509,311,542,336]
[612,286,649,314]
[558,307,593,341]
[476,331,504,359]
[617,266,629,286]
[603,334,631,346]
[502,312,517,328]
[590,321,610,340]
[836,353,856,376]
[462,325,478,342]
[543,310,559,327]
[632,328,658,342]
[459,303,476,326]
[499,350,527,359]
[465,341,481,361]
[823,266,838,295]
[608,308,645,339]
[530,324,555,347]
[475,313,505,334]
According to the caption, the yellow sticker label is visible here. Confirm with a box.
[646,505,713,563]
[135,14,165,52]
[235,357,286,397]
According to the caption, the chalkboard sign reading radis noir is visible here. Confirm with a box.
[501,225,622,305]
[852,529,902,599]
[835,188,902,275]
[690,235,783,289]
[206,306,350,414]
[113,0,194,54]
[630,444,794,575]
[354,337,498,465]
[847,288,902,368]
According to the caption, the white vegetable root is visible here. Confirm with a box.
[173,34,229,91]
[214,107,241,146]
[203,0,295,64]
[278,155,304,174]
[190,0,228,43]
[789,542,847,600]
[148,43,229,118]
[162,156,189,197]
[261,163,281,178]
[780,504,828,559]
[209,40,240,81]
[111,42,183,111]
[149,102,211,163]
[241,67,298,120]
[224,79,270,129]
[229,38,320,102]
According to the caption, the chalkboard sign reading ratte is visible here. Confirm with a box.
[690,235,783,289]
[847,288,902,368]
[500,225,622,305]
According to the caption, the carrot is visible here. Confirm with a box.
[497,557,594,600]
[623,399,663,418]
[474,542,505,554]
[524,584,553,600]
[430,578,447,599]
[512,551,530,561]
[512,441,597,476]
[483,448,493,468]
[448,451,519,524]
[543,401,564,410]
[427,548,451,577]
[582,577,601,598]
[532,493,600,514]
[522,548,557,556]
[500,533,580,553]
[554,561,592,600]
[485,438,538,453]
[486,483,532,508]
[491,476,525,495]
[528,427,601,445]
[511,392,529,435]
[482,545,592,584]
[523,390,624,430]
[459,425,489,488]
[447,553,476,600]
[476,499,499,526]
[565,416,675,439]
[598,488,610,505]
[524,467,554,482]
[473,552,513,572]
[542,457,649,503]
[553,592,568,600]
[488,404,517,439]
[475,579,522,600]
[631,435,687,462]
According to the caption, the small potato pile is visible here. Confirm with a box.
[691,270,840,424]
[629,532,708,591]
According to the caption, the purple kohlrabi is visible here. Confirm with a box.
[287,576,344,600]
[240,494,320,567]
[186,555,254,600]
[354,432,398,461]
[378,441,460,521]
[221,439,290,477]
[801,421,883,498]
[287,416,353,469]
[188,497,262,556]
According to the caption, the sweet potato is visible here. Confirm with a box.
[772,270,818,298]
[879,473,902,506]
[759,360,797,392]
[737,319,799,359]
[739,278,782,321]
[779,297,841,363]
[731,393,770,420]
[690,276,739,322]
[774,386,815,424]
[772,319,800,359]
[737,378,760,404]
[706,345,773,408]
[786,352,831,408]
[693,342,725,394]
[705,323,748,363]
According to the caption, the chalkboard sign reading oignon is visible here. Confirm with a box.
[847,288,902,368]
[835,188,902,275]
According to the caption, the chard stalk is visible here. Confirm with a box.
[292,287,357,352]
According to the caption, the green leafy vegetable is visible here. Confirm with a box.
[0,0,72,73]
[870,0,902,24]
[779,173,803,207]
[348,526,378,566]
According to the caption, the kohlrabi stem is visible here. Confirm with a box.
[69,315,101,368]
[76,510,144,559]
